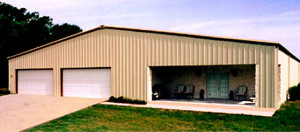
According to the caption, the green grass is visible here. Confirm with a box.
[26,101,300,131]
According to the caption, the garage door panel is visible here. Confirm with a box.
[63,69,111,98]
[17,70,53,95]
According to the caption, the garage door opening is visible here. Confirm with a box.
[150,65,256,106]
[62,68,111,98]
[17,69,53,95]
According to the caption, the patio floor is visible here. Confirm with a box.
[154,99,255,106]
[100,100,276,117]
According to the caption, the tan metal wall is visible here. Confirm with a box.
[290,57,299,86]
[278,50,300,105]
[278,50,289,105]
[9,29,278,108]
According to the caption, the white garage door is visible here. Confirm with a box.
[17,70,53,95]
[62,69,111,98]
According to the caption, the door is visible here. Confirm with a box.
[62,69,111,98]
[206,73,229,99]
[17,70,53,95]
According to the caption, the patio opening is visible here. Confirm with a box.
[150,65,256,106]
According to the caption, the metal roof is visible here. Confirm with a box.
[7,25,300,62]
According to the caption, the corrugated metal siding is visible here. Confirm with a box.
[278,50,300,105]
[278,50,289,105]
[9,29,278,108]
[290,57,299,86]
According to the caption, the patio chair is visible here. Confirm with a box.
[235,85,248,101]
[174,85,185,98]
[183,85,195,99]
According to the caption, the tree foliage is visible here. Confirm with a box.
[0,2,82,87]
[50,23,82,41]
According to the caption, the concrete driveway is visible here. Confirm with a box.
[0,94,104,132]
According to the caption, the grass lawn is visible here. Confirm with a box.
[27,101,300,131]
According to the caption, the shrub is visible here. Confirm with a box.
[108,96,147,104]
[288,82,300,101]
[116,96,124,102]
[109,96,116,102]
[0,88,10,95]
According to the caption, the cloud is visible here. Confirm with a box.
[170,9,300,33]
[169,10,300,58]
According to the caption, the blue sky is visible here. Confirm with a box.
[2,0,300,58]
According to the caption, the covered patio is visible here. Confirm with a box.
[150,65,256,106]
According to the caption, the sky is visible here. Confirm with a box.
[2,0,300,58]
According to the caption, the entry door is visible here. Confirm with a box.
[206,73,229,99]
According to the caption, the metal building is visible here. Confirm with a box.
[8,25,300,108]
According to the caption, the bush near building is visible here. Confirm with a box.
[288,82,300,101]
[0,88,10,95]
[108,96,147,104]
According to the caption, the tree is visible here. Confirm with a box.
[0,2,82,88]
[50,23,82,41]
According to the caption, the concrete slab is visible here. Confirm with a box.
[100,101,277,117]
[0,94,104,132]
